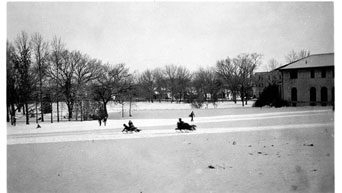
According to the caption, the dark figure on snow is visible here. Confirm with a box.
[123,124,128,131]
[177,118,184,129]
[128,120,134,128]
[189,111,195,122]
[10,109,16,126]
[12,117,16,126]
[98,117,102,126]
[176,118,196,132]
[36,124,41,129]
[103,116,107,126]
[122,120,141,133]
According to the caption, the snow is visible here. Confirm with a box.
[7,105,333,145]
[12,101,254,121]
[7,104,335,193]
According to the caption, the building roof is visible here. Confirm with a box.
[278,53,334,70]
[254,72,269,76]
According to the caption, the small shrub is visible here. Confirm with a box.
[253,84,289,108]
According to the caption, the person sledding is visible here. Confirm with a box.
[175,118,196,132]
[122,120,141,133]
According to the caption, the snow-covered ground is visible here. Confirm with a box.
[12,101,254,122]
[7,104,334,193]
[8,105,333,144]
[108,100,254,111]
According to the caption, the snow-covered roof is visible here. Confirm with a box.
[278,53,334,70]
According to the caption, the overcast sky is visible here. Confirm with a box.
[7,2,334,73]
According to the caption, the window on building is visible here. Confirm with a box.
[291,87,297,107]
[290,70,298,79]
[321,87,328,106]
[311,69,315,78]
[322,69,326,78]
[310,87,316,106]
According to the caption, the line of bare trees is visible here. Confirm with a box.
[7,31,135,125]
[8,31,305,125]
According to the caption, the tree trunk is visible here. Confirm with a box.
[40,83,44,122]
[103,101,108,117]
[80,100,83,122]
[240,91,245,107]
[25,103,29,125]
[57,100,59,122]
[233,92,237,104]
[121,103,124,117]
[171,90,174,103]
[129,98,132,117]
[56,67,59,122]
[18,104,21,113]
[35,101,38,124]
[50,99,53,123]
[67,102,73,121]
[10,104,16,125]
[75,103,78,121]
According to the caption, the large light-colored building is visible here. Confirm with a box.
[278,53,334,106]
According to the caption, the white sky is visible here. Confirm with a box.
[6,2,334,73]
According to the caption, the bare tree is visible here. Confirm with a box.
[13,31,35,124]
[115,73,136,117]
[61,50,82,120]
[217,53,261,106]
[216,57,239,103]
[92,63,131,117]
[285,49,310,63]
[265,58,281,72]
[48,49,82,120]
[152,68,167,102]
[297,49,311,60]
[175,66,191,102]
[164,64,178,102]
[31,32,49,122]
[49,36,65,122]
[7,41,19,124]
[138,69,156,102]
[74,55,102,121]
[193,67,220,105]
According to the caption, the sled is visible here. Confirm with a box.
[175,123,197,132]
[122,124,141,133]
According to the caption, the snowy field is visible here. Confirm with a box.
[12,101,253,122]
[7,102,334,193]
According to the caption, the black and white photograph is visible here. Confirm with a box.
[3,1,339,193]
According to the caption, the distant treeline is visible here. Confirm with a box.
[7,31,263,125]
